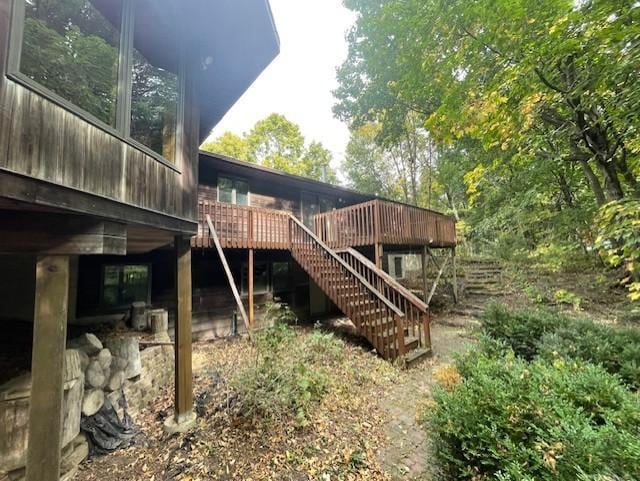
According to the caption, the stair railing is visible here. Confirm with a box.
[336,247,430,351]
[289,215,406,360]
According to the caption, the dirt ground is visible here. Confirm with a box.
[75,314,477,481]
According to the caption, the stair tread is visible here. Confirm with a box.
[404,347,432,366]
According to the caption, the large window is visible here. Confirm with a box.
[102,264,151,308]
[11,0,182,164]
[19,0,122,126]
[218,176,249,206]
[301,192,334,227]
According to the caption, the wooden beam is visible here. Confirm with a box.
[451,247,458,303]
[422,245,429,301]
[174,236,193,422]
[375,243,384,270]
[0,170,198,234]
[205,215,252,338]
[0,211,126,255]
[426,256,449,306]
[26,256,69,481]
[248,248,254,327]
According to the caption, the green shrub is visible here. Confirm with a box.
[232,323,345,426]
[425,349,640,480]
[481,303,568,359]
[538,321,640,390]
[553,288,582,310]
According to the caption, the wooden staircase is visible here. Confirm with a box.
[205,213,432,363]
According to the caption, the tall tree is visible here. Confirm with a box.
[202,114,338,183]
[334,0,640,266]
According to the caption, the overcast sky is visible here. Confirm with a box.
[205,0,356,168]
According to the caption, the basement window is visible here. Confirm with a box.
[102,264,151,308]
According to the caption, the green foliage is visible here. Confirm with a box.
[263,300,297,327]
[335,0,640,268]
[425,349,640,480]
[538,321,640,390]
[553,289,582,310]
[202,114,337,183]
[596,200,640,301]
[523,285,548,305]
[232,324,345,426]
[480,303,568,359]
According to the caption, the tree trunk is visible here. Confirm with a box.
[578,159,606,206]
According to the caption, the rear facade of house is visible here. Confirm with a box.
[0,0,279,479]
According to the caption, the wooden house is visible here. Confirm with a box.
[191,151,457,363]
[0,1,279,479]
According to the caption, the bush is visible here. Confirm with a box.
[425,349,640,480]
[481,303,568,359]
[538,321,640,390]
[232,323,345,426]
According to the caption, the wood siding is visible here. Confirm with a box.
[0,0,201,233]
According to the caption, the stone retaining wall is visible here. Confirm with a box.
[0,311,173,481]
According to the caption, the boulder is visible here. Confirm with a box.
[106,338,141,379]
[77,350,90,372]
[85,360,105,389]
[96,349,112,371]
[106,371,124,392]
[81,389,104,417]
[107,391,125,422]
[67,334,103,356]
[148,309,169,340]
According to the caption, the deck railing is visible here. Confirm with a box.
[193,200,290,250]
[313,199,456,249]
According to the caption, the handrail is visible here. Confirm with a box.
[335,247,427,312]
[205,215,252,340]
[289,215,404,318]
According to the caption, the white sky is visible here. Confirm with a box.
[204,0,356,169]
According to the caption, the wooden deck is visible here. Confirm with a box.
[193,200,290,250]
[313,199,456,249]
[193,199,456,250]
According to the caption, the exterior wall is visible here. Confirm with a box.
[0,0,200,232]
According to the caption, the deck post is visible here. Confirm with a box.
[421,245,429,301]
[165,236,196,433]
[26,256,70,481]
[375,243,384,270]
[248,248,254,326]
[451,247,458,303]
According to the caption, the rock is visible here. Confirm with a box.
[63,350,82,383]
[106,371,124,392]
[107,391,125,422]
[131,302,147,331]
[85,360,105,389]
[106,337,141,379]
[61,375,84,447]
[96,349,112,371]
[67,333,103,356]
[77,350,90,371]
[82,389,104,417]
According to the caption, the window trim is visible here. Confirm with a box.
[217,174,251,206]
[100,263,152,309]
[6,0,185,173]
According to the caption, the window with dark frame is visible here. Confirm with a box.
[241,261,269,295]
[101,264,151,308]
[393,256,404,279]
[10,0,183,164]
[218,175,249,206]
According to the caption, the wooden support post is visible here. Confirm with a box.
[421,245,429,301]
[26,256,69,481]
[165,236,196,433]
[375,243,384,270]
[248,248,254,327]
[451,247,458,303]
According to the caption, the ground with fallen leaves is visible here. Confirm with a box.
[76,316,475,481]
